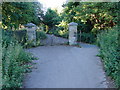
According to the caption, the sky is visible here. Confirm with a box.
[38,0,66,12]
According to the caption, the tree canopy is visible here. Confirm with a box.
[2,2,44,29]
[43,8,61,30]
[61,2,119,33]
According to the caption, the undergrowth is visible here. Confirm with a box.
[2,30,36,88]
[97,27,120,87]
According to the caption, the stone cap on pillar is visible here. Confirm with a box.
[68,22,78,26]
[24,23,36,28]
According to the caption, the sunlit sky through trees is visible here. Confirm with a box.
[38,0,66,13]
[38,0,119,13]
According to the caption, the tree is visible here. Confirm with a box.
[2,2,44,30]
[32,2,44,26]
[62,2,119,33]
[43,8,61,30]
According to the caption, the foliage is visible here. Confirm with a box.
[43,8,61,30]
[54,29,69,39]
[2,30,30,48]
[2,2,43,29]
[56,21,68,31]
[36,30,47,40]
[80,32,96,43]
[62,2,119,33]
[54,21,69,38]
[4,30,27,46]
[36,30,47,46]
[59,2,119,43]
[97,27,120,87]
[2,29,47,48]
[2,30,35,88]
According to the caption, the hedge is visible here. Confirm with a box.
[97,27,120,87]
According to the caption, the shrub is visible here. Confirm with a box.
[78,32,96,44]
[3,29,47,48]
[36,30,47,40]
[2,30,34,88]
[2,30,28,47]
[36,30,47,46]
[97,27,120,87]
[53,29,68,39]
[13,30,27,46]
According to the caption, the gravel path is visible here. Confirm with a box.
[23,42,108,88]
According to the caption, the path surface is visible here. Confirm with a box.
[23,42,108,88]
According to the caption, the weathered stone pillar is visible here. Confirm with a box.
[25,23,37,46]
[68,22,78,45]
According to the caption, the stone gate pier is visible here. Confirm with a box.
[25,23,37,46]
[68,22,78,45]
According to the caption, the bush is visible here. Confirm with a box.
[2,30,34,88]
[3,29,47,48]
[13,30,27,46]
[97,27,120,87]
[3,30,28,47]
[78,32,96,44]
[36,30,47,40]
[36,30,47,46]
[53,29,68,39]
